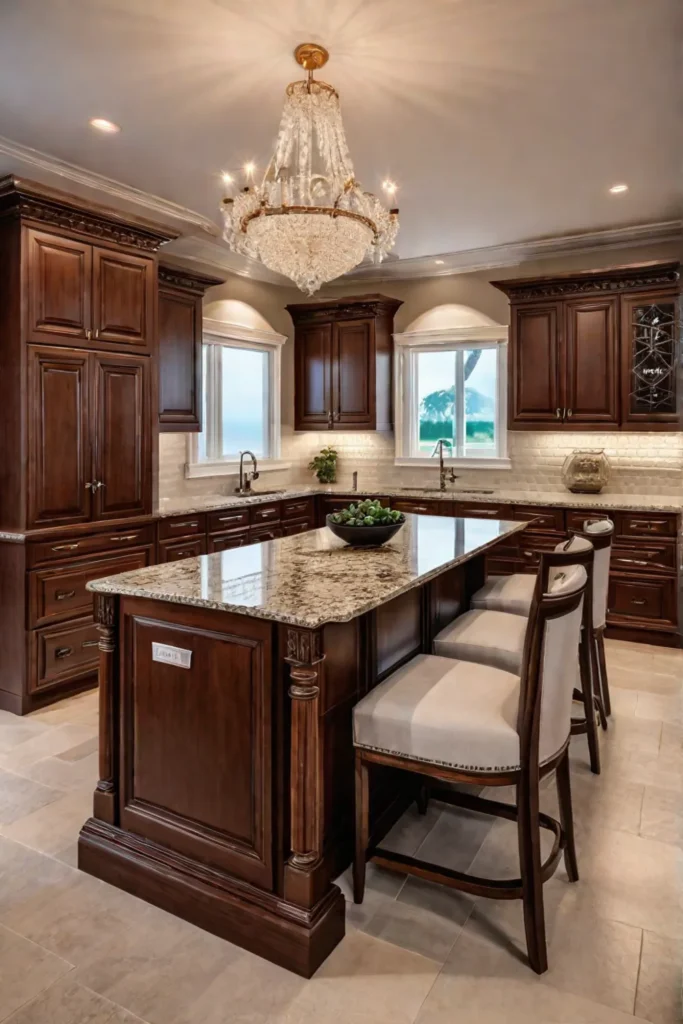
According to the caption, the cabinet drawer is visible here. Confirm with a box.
[250,525,283,543]
[454,502,507,519]
[517,535,561,572]
[610,541,676,576]
[565,510,614,534]
[282,519,312,537]
[29,550,151,627]
[486,556,523,577]
[608,574,677,627]
[620,512,678,539]
[207,508,250,534]
[250,503,282,526]
[208,529,251,553]
[29,525,156,566]
[282,497,315,521]
[513,505,565,533]
[157,514,206,540]
[393,500,439,516]
[29,616,100,694]
[158,536,207,562]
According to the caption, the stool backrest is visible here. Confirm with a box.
[576,518,614,631]
[518,555,588,770]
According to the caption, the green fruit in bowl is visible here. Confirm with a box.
[329,502,406,528]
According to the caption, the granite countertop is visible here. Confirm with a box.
[87,514,528,629]
[155,485,683,517]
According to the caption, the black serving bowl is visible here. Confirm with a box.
[326,514,405,547]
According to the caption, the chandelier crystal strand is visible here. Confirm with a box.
[222,44,399,294]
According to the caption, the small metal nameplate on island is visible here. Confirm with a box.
[152,643,192,669]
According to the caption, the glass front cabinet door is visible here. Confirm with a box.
[621,292,680,427]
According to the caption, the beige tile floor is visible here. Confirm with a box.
[0,639,680,1023]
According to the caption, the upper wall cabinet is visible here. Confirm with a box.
[494,261,680,431]
[287,294,402,431]
[158,264,223,432]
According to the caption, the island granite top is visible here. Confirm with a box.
[88,514,528,629]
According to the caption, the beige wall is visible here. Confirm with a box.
[158,241,682,502]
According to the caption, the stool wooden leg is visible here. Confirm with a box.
[590,632,608,731]
[597,630,611,718]
[517,772,548,975]
[353,751,369,904]
[555,750,579,883]
[579,635,601,775]
[416,784,429,816]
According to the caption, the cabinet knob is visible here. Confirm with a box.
[85,328,92,340]
[566,408,573,419]
[556,408,562,419]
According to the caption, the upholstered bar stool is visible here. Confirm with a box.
[471,519,615,725]
[353,562,588,975]
[433,536,602,774]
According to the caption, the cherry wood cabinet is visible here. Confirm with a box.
[27,346,92,529]
[288,295,402,431]
[494,262,680,430]
[158,264,223,432]
[92,353,152,520]
[0,176,175,715]
[26,228,155,353]
[26,231,92,344]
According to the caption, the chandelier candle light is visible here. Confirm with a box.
[222,42,399,294]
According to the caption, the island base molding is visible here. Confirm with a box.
[78,817,346,978]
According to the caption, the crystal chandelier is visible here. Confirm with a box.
[222,43,399,295]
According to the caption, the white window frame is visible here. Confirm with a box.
[185,318,289,479]
[394,324,511,469]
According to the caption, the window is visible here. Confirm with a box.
[395,326,509,467]
[186,319,287,478]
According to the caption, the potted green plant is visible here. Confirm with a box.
[309,446,338,484]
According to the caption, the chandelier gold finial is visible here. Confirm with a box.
[294,42,329,72]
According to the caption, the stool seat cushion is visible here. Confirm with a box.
[353,653,521,772]
[471,574,535,616]
[433,608,527,675]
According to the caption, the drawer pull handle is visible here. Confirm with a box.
[632,521,666,531]
[464,509,498,516]
[81,639,99,649]
[217,514,244,523]
[52,543,79,552]
[109,534,139,542]
[257,509,278,517]
[55,589,76,601]
[615,557,650,567]
[170,521,199,529]
[55,646,73,659]
[631,598,647,606]
[405,506,429,513]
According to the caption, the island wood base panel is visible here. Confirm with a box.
[78,817,346,978]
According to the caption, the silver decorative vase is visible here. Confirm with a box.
[562,449,611,494]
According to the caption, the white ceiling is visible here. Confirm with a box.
[0,0,680,277]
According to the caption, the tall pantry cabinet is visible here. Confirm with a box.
[0,176,176,714]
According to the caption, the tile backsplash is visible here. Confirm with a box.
[159,429,683,501]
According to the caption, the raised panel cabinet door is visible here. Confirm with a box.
[92,353,151,519]
[26,230,92,344]
[332,318,374,427]
[510,303,561,424]
[120,608,274,889]
[158,288,202,431]
[294,323,333,429]
[620,292,679,427]
[27,346,92,529]
[564,298,619,425]
[92,247,154,350]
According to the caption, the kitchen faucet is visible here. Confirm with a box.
[236,450,259,494]
[432,439,458,492]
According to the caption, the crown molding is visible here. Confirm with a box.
[0,134,218,236]
[343,220,683,282]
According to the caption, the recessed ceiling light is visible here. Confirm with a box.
[434,259,445,265]
[89,117,120,134]
[244,162,256,176]
[382,179,397,195]
[609,183,628,194]
[221,171,233,185]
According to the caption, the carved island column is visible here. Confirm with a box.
[283,626,327,908]
[92,593,119,825]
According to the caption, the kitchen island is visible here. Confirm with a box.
[79,513,527,976]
